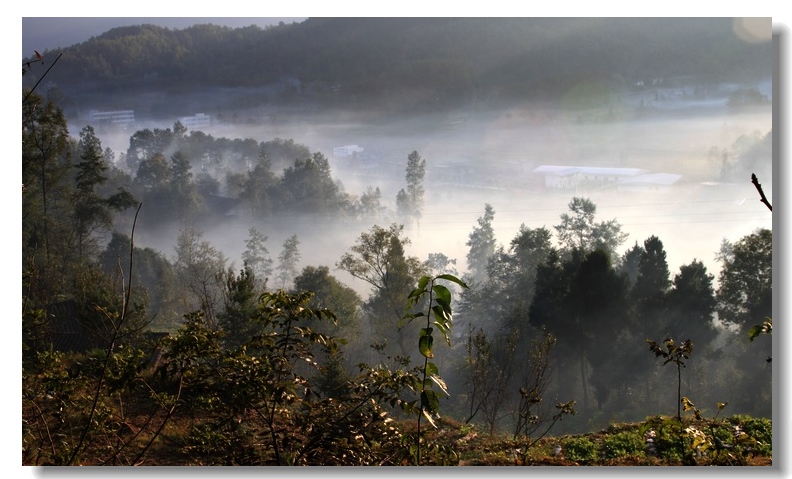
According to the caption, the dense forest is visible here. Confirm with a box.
[22,18,773,466]
[23,18,772,114]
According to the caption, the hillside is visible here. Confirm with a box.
[23,17,772,114]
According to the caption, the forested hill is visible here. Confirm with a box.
[23,17,771,111]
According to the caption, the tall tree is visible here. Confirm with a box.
[465,203,497,284]
[240,146,277,218]
[716,228,772,330]
[72,126,137,262]
[292,265,363,339]
[715,228,772,416]
[554,197,628,261]
[529,248,629,411]
[666,260,717,352]
[134,152,170,192]
[630,236,672,341]
[173,228,228,329]
[401,150,426,225]
[276,152,345,215]
[218,265,261,348]
[337,224,428,357]
[357,186,385,221]
[275,235,301,290]
[22,92,72,276]
[168,150,202,221]
[242,227,273,286]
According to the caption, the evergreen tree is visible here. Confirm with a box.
[22,92,73,279]
[405,150,426,221]
[242,227,273,286]
[275,235,301,289]
[218,265,261,348]
[465,203,497,284]
[73,126,136,261]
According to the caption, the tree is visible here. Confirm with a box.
[134,152,170,192]
[630,236,672,341]
[173,228,228,328]
[666,260,718,350]
[357,186,386,221]
[293,265,363,341]
[716,228,772,330]
[337,224,428,357]
[218,265,261,348]
[125,127,175,173]
[168,150,203,221]
[22,91,73,278]
[242,227,273,286]
[276,152,345,215]
[529,248,629,411]
[275,235,301,289]
[465,203,496,284]
[99,232,180,330]
[554,197,628,261]
[240,146,277,218]
[401,150,426,225]
[72,125,137,261]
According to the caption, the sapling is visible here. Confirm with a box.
[645,337,693,421]
[401,273,467,465]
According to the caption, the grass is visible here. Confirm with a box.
[422,416,772,466]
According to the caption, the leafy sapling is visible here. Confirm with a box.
[401,273,467,465]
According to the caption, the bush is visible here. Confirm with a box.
[562,436,598,463]
[600,431,645,459]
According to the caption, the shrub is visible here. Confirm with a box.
[562,436,598,463]
[600,431,645,459]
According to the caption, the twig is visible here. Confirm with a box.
[23,53,63,104]
[751,173,772,211]
[66,203,143,465]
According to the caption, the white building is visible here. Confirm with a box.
[333,145,364,157]
[533,165,681,191]
[89,109,135,127]
[179,113,211,129]
[533,165,646,189]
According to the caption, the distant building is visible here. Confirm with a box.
[89,109,135,127]
[533,165,646,189]
[179,113,211,129]
[333,145,364,157]
[532,165,681,191]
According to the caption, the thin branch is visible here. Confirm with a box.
[23,53,63,104]
[751,173,772,211]
[66,203,143,465]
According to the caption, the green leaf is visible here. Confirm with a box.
[432,284,452,308]
[425,361,439,377]
[432,304,450,323]
[421,389,440,414]
[398,312,424,330]
[436,273,468,289]
[419,334,434,358]
[433,320,451,346]
[419,327,433,337]
[417,275,431,292]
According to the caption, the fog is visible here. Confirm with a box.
[54,26,775,432]
[89,80,772,298]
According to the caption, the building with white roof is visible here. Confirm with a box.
[533,165,681,191]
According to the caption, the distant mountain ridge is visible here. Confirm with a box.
[23,17,772,113]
